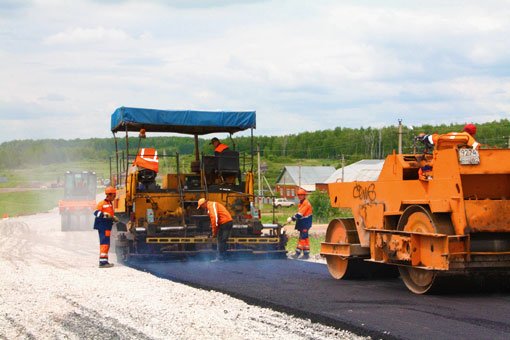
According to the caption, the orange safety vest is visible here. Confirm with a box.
[133,148,159,172]
[295,198,313,218]
[206,201,233,236]
[93,198,115,230]
[214,143,229,153]
[96,199,115,217]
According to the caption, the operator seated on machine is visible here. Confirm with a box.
[209,137,239,178]
[133,147,159,191]
[210,137,229,155]
[417,156,433,181]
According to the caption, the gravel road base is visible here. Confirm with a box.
[0,209,365,340]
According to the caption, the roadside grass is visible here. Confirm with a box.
[260,204,296,224]
[286,235,325,255]
[260,202,351,224]
[0,160,110,189]
[0,189,63,217]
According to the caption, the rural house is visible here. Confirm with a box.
[316,159,384,192]
[275,166,335,198]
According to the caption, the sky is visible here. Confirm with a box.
[1,0,510,143]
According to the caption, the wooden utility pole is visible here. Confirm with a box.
[298,163,302,188]
[263,175,274,196]
[378,128,382,158]
[341,154,345,182]
[398,119,403,154]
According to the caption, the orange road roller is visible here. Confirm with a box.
[321,134,510,294]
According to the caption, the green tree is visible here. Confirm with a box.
[308,190,341,223]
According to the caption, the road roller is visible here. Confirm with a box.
[321,133,510,294]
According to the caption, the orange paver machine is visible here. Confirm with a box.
[109,107,287,262]
[321,134,510,293]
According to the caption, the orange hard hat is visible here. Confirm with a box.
[105,186,117,195]
[463,123,477,136]
[297,188,307,196]
[197,198,206,209]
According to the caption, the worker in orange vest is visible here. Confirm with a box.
[93,186,119,268]
[418,124,479,152]
[197,198,233,261]
[210,137,229,154]
[287,188,313,260]
[463,123,477,137]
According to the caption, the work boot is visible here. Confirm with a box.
[302,253,310,260]
[290,252,301,259]
[99,262,114,268]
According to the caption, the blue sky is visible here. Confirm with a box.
[1,0,509,142]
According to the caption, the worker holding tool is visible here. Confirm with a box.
[210,137,229,154]
[287,188,313,260]
[197,198,233,262]
[93,186,119,268]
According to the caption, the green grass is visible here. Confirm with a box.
[0,160,110,189]
[286,235,325,255]
[260,204,296,224]
[0,189,63,217]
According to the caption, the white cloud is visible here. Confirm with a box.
[0,0,510,143]
[43,26,130,45]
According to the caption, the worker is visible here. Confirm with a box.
[463,123,477,137]
[197,198,233,262]
[287,188,313,260]
[417,156,433,181]
[93,186,119,268]
[210,137,229,154]
[418,128,480,151]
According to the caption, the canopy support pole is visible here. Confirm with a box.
[194,135,199,162]
[125,125,129,190]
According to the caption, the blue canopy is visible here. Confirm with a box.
[111,107,256,135]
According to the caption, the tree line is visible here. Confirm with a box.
[1,119,509,169]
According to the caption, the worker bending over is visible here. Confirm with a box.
[197,198,233,262]
[418,123,479,152]
[93,186,119,268]
[287,188,313,260]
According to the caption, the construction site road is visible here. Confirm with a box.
[0,210,364,340]
[132,258,510,340]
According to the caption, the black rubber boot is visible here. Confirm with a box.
[99,262,114,268]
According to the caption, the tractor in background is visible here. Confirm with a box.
[59,171,97,231]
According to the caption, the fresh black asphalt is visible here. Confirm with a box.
[130,258,510,339]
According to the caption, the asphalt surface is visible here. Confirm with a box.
[130,258,510,340]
